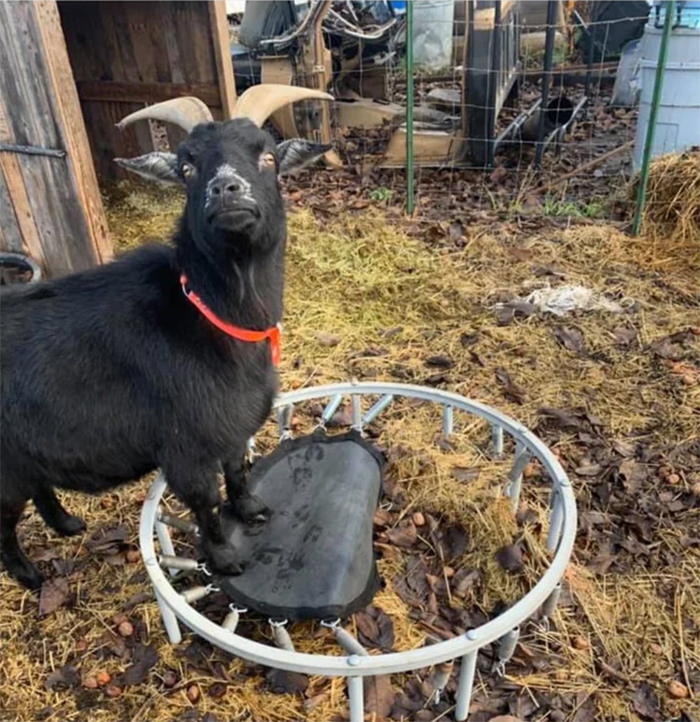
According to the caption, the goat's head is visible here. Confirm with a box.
[114,87,332,248]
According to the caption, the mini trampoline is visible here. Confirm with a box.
[140,382,576,721]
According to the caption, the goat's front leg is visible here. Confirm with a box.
[222,452,270,523]
[165,462,246,576]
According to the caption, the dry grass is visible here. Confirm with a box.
[634,148,700,254]
[0,180,698,722]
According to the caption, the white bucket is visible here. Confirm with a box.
[412,0,455,69]
[633,19,700,169]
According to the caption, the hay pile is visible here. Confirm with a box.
[634,148,700,247]
[0,182,698,722]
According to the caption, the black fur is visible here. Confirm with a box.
[0,118,328,589]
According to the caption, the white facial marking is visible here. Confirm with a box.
[205,163,255,207]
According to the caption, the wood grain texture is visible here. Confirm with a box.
[76,80,222,106]
[33,1,112,264]
[209,1,237,117]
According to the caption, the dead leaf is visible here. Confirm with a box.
[118,644,158,686]
[356,606,394,651]
[86,525,128,554]
[39,577,70,617]
[553,326,585,354]
[425,355,454,369]
[618,459,648,493]
[44,665,79,691]
[452,568,480,598]
[452,466,480,484]
[495,544,524,573]
[364,675,394,718]
[314,331,341,347]
[385,519,417,548]
[438,523,468,562]
[266,669,308,695]
[613,326,638,346]
[632,682,660,719]
[495,368,526,404]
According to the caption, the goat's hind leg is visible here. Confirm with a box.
[33,487,86,537]
[0,497,45,590]
[165,460,247,576]
[222,452,269,523]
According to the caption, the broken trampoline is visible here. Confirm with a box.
[140,382,576,722]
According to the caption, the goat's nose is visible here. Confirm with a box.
[210,179,240,198]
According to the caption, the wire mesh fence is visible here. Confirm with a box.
[225,1,655,225]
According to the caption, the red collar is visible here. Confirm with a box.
[180,274,280,366]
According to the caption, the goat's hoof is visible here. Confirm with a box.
[226,495,271,525]
[205,544,247,576]
[55,515,87,537]
[6,564,45,591]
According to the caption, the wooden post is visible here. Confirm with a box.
[0,1,112,276]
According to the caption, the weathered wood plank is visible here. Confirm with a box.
[209,1,237,117]
[0,164,24,252]
[76,80,222,106]
[33,1,113,264]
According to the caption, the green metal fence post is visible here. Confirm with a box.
[405,1,415,215]
[632,0,676,236]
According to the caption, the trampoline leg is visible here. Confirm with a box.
[155,589,182,644]
[347,676,364,722]
[455,651,477,721]
[546,487,564,553]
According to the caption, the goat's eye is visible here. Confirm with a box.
[259,152,276,171]
[181,163,194,179]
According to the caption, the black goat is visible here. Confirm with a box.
[0,88,332,589]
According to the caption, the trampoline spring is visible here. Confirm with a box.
[430,661,453,705]
[180,584,219,604]
[321,394,343,424]
[442,405,454,437]
[351,394,362,430]
[541,582,562,621]
[269,619,295,652]
[222,605,246,633]
[278,405,294,440]
[492,424,504,458]
[157,511,198,535]
[506,447,530,513]
[157,554,199,572]
[333,626,369,657]
[496,625,520,672]
[362,394,393,425]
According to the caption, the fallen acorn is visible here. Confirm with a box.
[667,680,689,699]
[95,671,111,687]
[650,642,664,655]
[112,613,127,626]
[572,636,589,650]
[682,373,695,385]
[443,566,455,578]
[117,621,134,637]
[105,685,122,698]
[665,473,681,485]
[82,676,98,690]
[523,461,538,479]
[75,638,88,653]
[125,549,141,564]
[691,481,700,497]
[412,511,425,527]
[187,684,201,703]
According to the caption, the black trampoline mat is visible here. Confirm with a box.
[217,430,385,620]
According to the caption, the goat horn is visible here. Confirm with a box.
[116,97,213,133]
[231,85,334,127]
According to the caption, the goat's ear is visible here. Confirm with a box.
[114,152,182,185]
[276,140,331,176]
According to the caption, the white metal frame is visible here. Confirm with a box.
[139,382,576,721]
